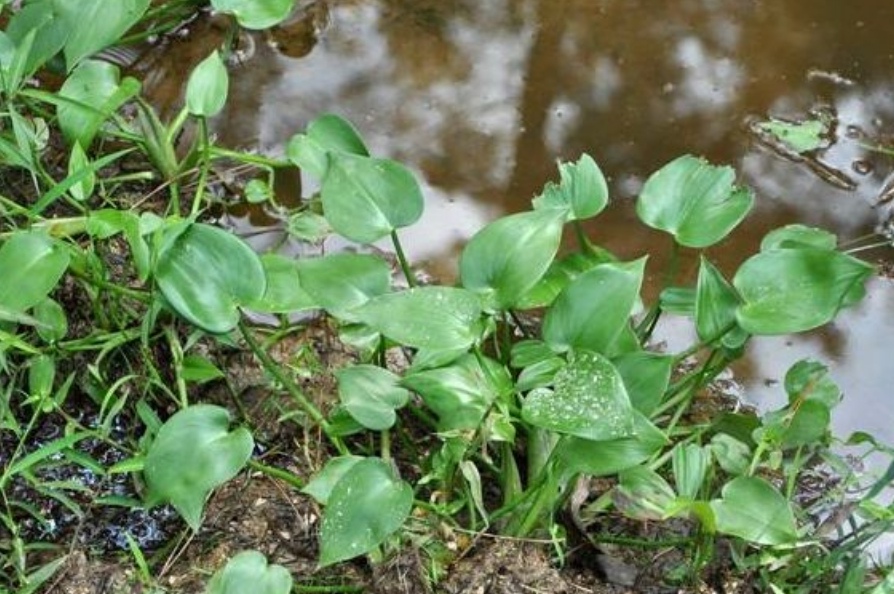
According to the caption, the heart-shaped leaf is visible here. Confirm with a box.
[336,364,409,430]
[522,351,635,440]
[321,153,424,244]
[205,550,292,594]
[459,208,565,310]
[297,253,391,322]
[401,354,510,432]
[710,476,797,545]
[636,155,753,248]
[355,286,482,351]
[0,231,70,314]
[287,114,369,179]
[556,411,667,476]
[186,51,229,118]
[155,222,266,334]
[319,458,413,567]
[58,59,141,148]
[760,224,837,252]
[532,154,609,220]
[756,116,829,154]
[734,248,874,335]
[543,259,646,354]
[144,405,254,530]
[211,0,295,29]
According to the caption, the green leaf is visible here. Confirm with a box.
[180,355,225,384]
[659,286,696,316]
[556,411,667,476]
[401,354,509,432]
[672,443,710,500]
[186,51,229,118]
[784,360,840,408]
[287,114,369,179]
[58,59,140,148]
[459,208,565,310]
[695,257,745,348]
[28,354,55,402]
[762,399,831,449]
[355,286,482,351]
[710,476,797,545]
[211,0,294,29]
[761,224,837,252]
[60,0,149,71]
[510,339,556,369]
[0,231,70,313]
[33,298,67,343]
[244,178,272,204]
[615,466,677,521]
[321,153,424,244]
[297,253,390,322]
[709,433,751,475]
[734,248,874,335]
[522,351,635,441]
[336,364,409,430]
[543,259,646,354]
[67,142,94,201]
[517,248,616,309]
[155,222,266,334]
[7,0,69,77]
[613,351,672,416]
[286,211,330,242]
[515,357,565,392]
[757,117,829,154]
[302,455,365,505]
[251,253,317,314]
[636,155,753,248]
[144,405,253,530]
[319,458,413,567]
[204,550,292,594]
[532,154,609,220]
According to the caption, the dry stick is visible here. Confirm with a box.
[238,322,348,455]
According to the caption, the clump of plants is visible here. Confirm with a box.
[1,1,893,593]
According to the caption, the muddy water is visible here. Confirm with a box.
[153,3,894,436]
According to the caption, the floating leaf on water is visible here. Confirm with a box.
[756,116,830,154]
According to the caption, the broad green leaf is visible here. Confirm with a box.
[319,458,413,566]
[28,354,55,402]
[204,550,292,594]
[515,357,565,392]
[302,455,365,505]
[58,60,140,148]
[695,257,745,348]
[0,231,69,313]
[211,0,294,29]
[636,155,753,248]
[757,117,829,154]
[761,224,837,252]
[734,248,874,335]
[615,466,676,520]
[659,286,696,316]
[296,253,390,322]
[336,364,409,430]
[401,354,510,432]
[784,360,840,408]
[33,298,67,343]
[710,476,797,545]
[510,339,556,369]
[287,114,369,179]
[672,443,710,500]
[459,208,565,310]
[532,154,609,220]
[762,399,830,449]
[59,0,150,70]
[355,286,482,351]
[543,259,646,354]
[556,411,667,476]
[186,51,229,118]
[613,351,672,416]
[321,153,424,244]
[517,248,616,309]
[155,223,266,334]
[251,253,317,314]
[144,405,254,530]
[522,351,635,441]
[286,211,330,242]
[6,0,69,77]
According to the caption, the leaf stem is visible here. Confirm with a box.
[390,230,416,287]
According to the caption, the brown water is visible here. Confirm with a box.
[146,1,894,438]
